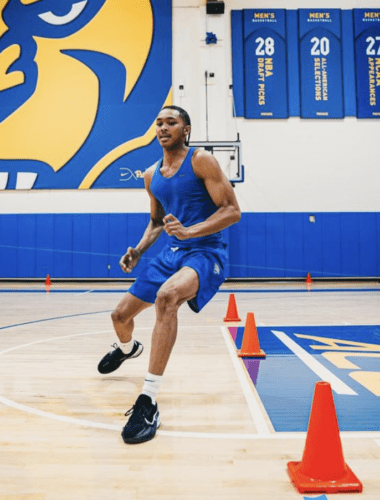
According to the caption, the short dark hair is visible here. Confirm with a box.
[161,105,191,127]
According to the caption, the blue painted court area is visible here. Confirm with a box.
[230,325,380,432]
[303,497,328,500]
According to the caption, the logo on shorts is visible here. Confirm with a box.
[213,263,220,275]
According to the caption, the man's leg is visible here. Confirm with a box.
[111,292,152,343]
[149,266,199,375]
[98,293,152,374]
[121,267,199,444]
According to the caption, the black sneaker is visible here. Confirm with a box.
[97,341,143,374]
[121,394,160,444]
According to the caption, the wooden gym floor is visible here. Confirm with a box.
[0,280,379,500]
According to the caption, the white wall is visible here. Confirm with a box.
[1,0,379,214]
[173,0,380,213]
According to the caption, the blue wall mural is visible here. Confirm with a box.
[0,0,172,189]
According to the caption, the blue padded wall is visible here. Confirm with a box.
[228,212,380,278]
[0,213,379,278]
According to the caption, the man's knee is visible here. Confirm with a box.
[111,301,134,325]
[111,306,128,325]
[111,293,151,325]
[155,287,182,313]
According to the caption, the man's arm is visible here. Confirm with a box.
[120,166,165,273]
[163,149,241,240]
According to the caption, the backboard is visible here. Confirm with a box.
[189,139,244,185]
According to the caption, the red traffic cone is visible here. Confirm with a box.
[224,294,241,322]
[45,274,51,293]
[237,312,266,358]
[306,272,312,284]
[287,381,363,493]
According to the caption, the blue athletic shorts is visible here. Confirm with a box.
[128,243,228,313]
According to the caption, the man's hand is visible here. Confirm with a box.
[119,247,142,273]
[163,214,190,240]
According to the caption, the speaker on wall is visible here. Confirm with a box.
[206,1,225,15]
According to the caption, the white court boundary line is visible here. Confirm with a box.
[220,326,272,435]
[0,391,378,440]
[1,327,379,440]
[0,329,113,355]
[75,289,94,296]
[271,330,357,395]
[0,326,272,440]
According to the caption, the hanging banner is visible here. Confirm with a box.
[354,9,380,118]
[298,9,344,118]
[243,9,288,119]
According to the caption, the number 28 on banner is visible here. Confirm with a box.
[255,37,274,106]
[243,9,288,119]
[255,36,275,56]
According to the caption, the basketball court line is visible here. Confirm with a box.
[1,316,379,441]
[75,289,94,296]
[220,326,272,435]
[271,330,357,395]
[219,288,380,293]
[0,310,112,331]
[0,325,272,440]
[0,287,379,294]
[1,390,378,441]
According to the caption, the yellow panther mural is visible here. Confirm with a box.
[0,0,172,189]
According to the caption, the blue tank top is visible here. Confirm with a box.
[150,147,224,247]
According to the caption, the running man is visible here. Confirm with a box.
[98,105,241,444]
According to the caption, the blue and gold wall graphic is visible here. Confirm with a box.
[0,0,172,189]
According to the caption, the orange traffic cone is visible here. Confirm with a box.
[306,272,312,284]
[224,294,241,322]
[237,312,266,358]
[287,381,363,493]
[45,274,51,293]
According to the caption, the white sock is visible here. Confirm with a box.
[142,372,162,404]
[119,339,134,355]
